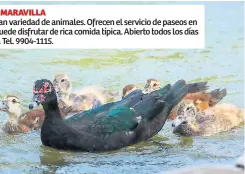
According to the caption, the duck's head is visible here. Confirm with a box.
[171,101,198,136]
[122,84,140,98]
[143,78,161,93]
[0,95,21,117]
[53,73,71,99]
[29,79,56,109]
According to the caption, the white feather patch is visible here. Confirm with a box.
[136,116,142,123]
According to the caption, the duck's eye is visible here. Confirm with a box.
[12,99,16,103]
[186,107,192,111]
[45,86,52,93]
[61,79,65,82]
[153,83,157,87]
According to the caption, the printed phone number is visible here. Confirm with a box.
[0,37,54,45]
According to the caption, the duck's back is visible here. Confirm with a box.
[64,84,171,137]
[197,103,244,135]
[211,103,244,125]
[19,109,45,129]
[74,86,111,104]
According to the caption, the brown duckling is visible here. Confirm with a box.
[143,78,227,120]
[0,95,45,133]
[53,72,118,114]
[172,100,244,136]
[122,78,225,120]
[0,95,70,134]
[122,84,141,98]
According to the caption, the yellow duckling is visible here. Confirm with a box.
[53,72,119,114]
[172,99,244,136]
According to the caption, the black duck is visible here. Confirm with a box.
[29,79,207,152]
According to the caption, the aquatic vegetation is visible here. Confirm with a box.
[188,75,218,83]
[231,45,242,49]
[199,50,211,54]
[166,52,185,59]
[0,53,9,58]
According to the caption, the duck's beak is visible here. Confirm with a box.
[142,88,149,94]
[0,101,8,111]
[29,94,41,109]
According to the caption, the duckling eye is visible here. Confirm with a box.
[61,79,65,82]
[12,99,16,103]
[153,83,158,87]
[186,107,192,111]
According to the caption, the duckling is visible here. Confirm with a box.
[172,100,244,136]
[53,72,118,114]
[121,79,161,99]
[53,73,72,106]
[122,78,220,120]
[143,78,227,120]
[0,95,45,133]
[0,95,70,133]
[122,84,141,99]
[62,95,103,114]
[121,79,160,99]
[143,78,161,93]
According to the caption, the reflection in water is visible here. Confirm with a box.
[39,146,70,174]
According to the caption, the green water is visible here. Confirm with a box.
[0,1,244,174]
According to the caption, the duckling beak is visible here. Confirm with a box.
[29,94,41,109]
[143,85,153,94]
[0,101,8,111]
[54,86,61,97]
[171,118,183,127]
[142,87,149,94]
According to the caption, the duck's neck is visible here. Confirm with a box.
[59,91,73,107]
[42,99,62,120]
[8,113,19,125]
[6,107,22,124]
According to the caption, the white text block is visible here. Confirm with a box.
[0,5,205,49]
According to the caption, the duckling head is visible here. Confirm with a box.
[143,78,161,93]
[53,73,72,99]
[122,84,140,98]
[0,95,21,118]
[29,79,57,110]
[171,102,199,136]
